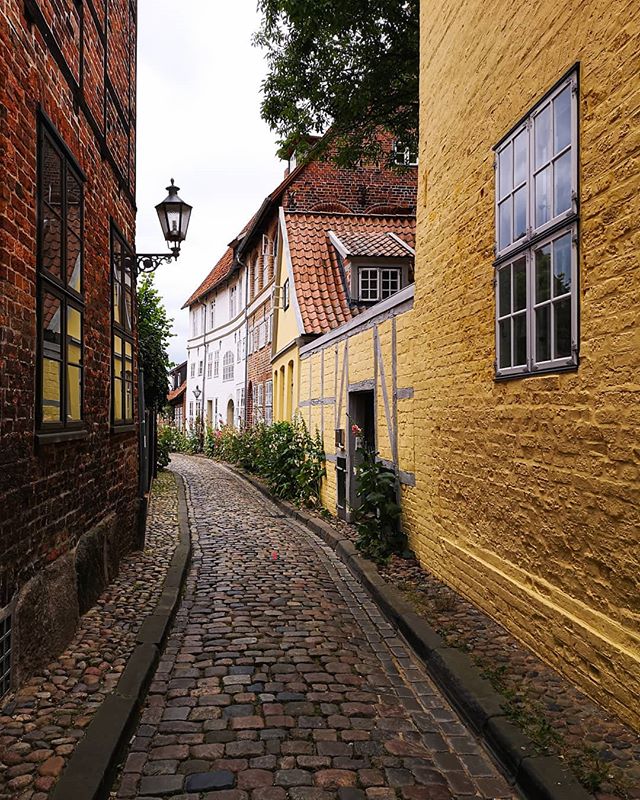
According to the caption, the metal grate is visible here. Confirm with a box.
[0,608,11,699]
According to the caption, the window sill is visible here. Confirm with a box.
[495,362,578,382]
[36,427,89,445]
[111,423,137,435]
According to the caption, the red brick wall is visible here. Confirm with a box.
[283,158,417,215]
[0,1,138,609]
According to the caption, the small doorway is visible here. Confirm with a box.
[347,390,375,515]
[226,399,234,427]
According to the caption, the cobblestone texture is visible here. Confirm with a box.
[303,505,640,798]
[378,558,640,800]
[113,455,516,799]
[0,471,180,800]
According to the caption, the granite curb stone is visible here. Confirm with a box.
[227,464,592,800]
[50,470,192,800]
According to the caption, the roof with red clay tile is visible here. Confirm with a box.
[167,382,186,404]
[283,212,415,336]
[331,230,415,259]
[182,247,234,309]
[182,213,259,309]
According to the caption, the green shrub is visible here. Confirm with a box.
[158,424,200,456]
[204,417,325,508]
[352,440,403,563]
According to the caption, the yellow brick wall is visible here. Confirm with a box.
[299,308,416,522]
[414,0,640,728]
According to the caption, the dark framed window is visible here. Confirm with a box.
[111,226,135,425]
[283,278,290,310]
[37,121,84,431]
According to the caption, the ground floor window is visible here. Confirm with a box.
[0,603,12,699]
[265,379,273,424]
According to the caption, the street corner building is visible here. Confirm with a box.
[413,0,640,727]
[0,0,140,695]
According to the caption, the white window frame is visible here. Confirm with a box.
[265,379,273,425]
[209,299,215,330]
[254,257,260,298]
[358,266,402,302]
[198,360,203,376]
[207,351,213,378]
[222,351,234,382]
[190,362,195,378]
[494,69,579,379]
[229,285,237,319]
[393,140,418,167]
[213,349,219,378]
[236,335,241,362]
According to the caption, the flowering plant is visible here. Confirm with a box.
[351,423,362,436]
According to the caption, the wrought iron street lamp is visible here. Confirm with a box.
[193,386,202,401]
[137,179,193,274]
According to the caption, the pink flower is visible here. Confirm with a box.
[351,424,362,436]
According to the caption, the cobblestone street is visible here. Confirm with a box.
[114,455,516,799]
[0,472,180,799]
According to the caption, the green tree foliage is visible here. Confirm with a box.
[254,0,418,166]
[137,276,174,409]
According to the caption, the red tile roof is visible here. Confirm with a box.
[331,231,414,259]
[283,212,415,335]
[167,382,186,403]
[182,213,259,309]
[182,247,234,309]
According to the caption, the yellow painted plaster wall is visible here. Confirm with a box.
[272,219,303,421]
[413,0,640,727]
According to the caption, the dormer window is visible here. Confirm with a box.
[393,141,418,167]
[359,267,402,302]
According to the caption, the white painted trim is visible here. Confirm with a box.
[387,231,415,256]
[328,230,348,259]
[300,283,414,357]
[280,207,308,335]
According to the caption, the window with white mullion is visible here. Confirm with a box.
[531,81,575,234]
[496,255,528,373]
[496,73,576,259]
[359,268,379,302]
[495,70,579,379]
[532,228,575,367]
[497,125,528,254]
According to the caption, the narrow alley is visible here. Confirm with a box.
[114,455,515,799]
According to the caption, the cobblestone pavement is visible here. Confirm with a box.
[114,455,517,800]
[378,558,640,800]
[0,471,180,800]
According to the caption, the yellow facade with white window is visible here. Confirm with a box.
[407,0,640,728]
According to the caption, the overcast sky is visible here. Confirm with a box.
[136,1,285,364]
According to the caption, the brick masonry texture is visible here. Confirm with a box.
[411,0,640,728]
[0,0,139,683]
[114,455,515,799]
